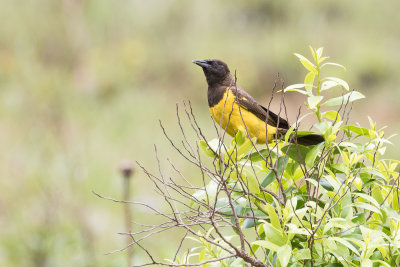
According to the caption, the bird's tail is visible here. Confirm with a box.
[290,133,325,146]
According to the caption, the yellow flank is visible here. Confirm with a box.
[209,88,277,144]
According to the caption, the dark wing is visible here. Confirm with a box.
[259,105,289,130]
[232,86,289,130]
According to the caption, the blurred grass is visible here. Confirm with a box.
[1,0,400,266]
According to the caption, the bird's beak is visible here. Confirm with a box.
[192,59,209,68]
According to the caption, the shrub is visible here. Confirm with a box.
[113,47,400,267]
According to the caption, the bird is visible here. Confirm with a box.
[193,59,324,146]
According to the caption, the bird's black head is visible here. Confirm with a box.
[193,59,231,86]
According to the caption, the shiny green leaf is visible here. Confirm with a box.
[199,140,216,157]
[304,72,315,92]
[322,110,341,121]
[321,62,347,70]
[308,95,323,109]
[281,144,310,164]
[324,91,365,106]
[266,203,281,230]
[278,244,292,267]
[252,240,280,252]
[305,143,324,168]
[325,77,350,90]
[342,125,370,137]
[294,53,316,73]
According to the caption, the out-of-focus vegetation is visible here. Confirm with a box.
[1,0,399,266]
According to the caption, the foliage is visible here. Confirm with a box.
[2,0,400,265]
[160,48,399,266]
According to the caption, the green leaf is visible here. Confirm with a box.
[314,121,331,135]
[266,203,281,230]
[393,191,399,211]
[293,248,311,261]
[209,138,224,152]
[323,218,351,233]
[199,140,216,157]
[325,77,350,91]
[352,212,366,224]
[263,223,287,246]
[277,244,292,267]
[360,168,386,180]
[286,223,311,236]
[321,80,340,91]
[232,130,246,146]
[242,169,260,194]
[281,144,311,164]
[351,202,381,215]
[261,156,288,187]
[305,143,324,168]
[320,178,334,191]
[325,174,341,191]
[331,163,347,173]
[319,56,329,64]
[284,126,296,144]
[324,91,365,106]
[296,130,316,136]
[341,125,370,137]
[321,62,347,70]
[242,218,256,229]
[236,138,254,159]
[304,72,315,92]
[284,84,310,94]
[252,240,280,252]
[354,192,380,208]
[308,96,324,109]
[198,249,206,262]
[327,263,344,267]
[294,53,317,73]
[246,148,275,162]
[261,170,275,188]
[204,180,219,204]
[316,47,324,59]
[330,237,360,256]
[361,259,373,267]
[322,110,341,121]
[372,260,391,267]
[309,46,317,62]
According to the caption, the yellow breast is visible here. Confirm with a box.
[209,88,277,144]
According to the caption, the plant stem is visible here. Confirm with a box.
[315,54,322,123]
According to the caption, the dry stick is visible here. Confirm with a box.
[175,104,197,160]
[388,243,400,267]
[377,173,400,208]
[133,254,236,267]
[159,112,244,260]
[159,120,215,172]
[173,230,188,262]
[120,162,134,265]
[93,190,173,220]
[119,221,177,237]
[268,77,289,204]
[210,215,268,267]
[136,181,235,262]
[312,163,364,238]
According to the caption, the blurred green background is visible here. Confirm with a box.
[1,0,400,266]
